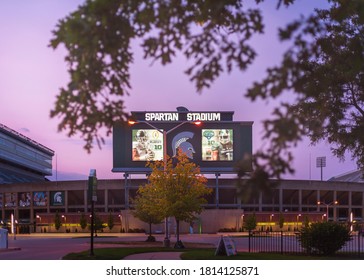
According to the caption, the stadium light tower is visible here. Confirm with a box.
[128,119,201,247]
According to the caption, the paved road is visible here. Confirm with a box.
[0,233,229,260]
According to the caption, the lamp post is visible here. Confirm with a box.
[128,119,201,247]
[36,215,41,233]
[61,215,66,231]
[270,214,274,222]
[317,200,338,222]
[296,214,301,231]
[118,214,123,233]
[240,214,245,232]
[88,169,97,256]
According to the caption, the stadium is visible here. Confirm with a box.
[0,109,363,234]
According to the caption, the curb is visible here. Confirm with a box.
[0,247,21,253]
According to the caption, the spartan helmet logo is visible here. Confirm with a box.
[172,131,195,159]
[218,129,231,144]
[136,130,148,143]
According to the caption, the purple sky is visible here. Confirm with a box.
[0,0,358,181]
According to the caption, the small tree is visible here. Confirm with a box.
[303,215,310,228]
[54,212,61,231]
[297,222,351,255]
[107,212,114,231]
[244,213,257,232]
[79,213,87,230]
[146,150,211,248]
[90,213,105,236]
[278,213,285,230]
[132,184,165,242]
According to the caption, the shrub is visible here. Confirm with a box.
[244,213,257,231]
[54,212,61,231]
[107,212,114,230]
[297,222,351,255]
[79,213,87,230]
[128,228,146,233]
[218,227,236,232]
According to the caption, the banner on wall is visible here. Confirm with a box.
[4,193,17,207]
[18,192,31,207]
[33,192,48,207]
[50,191,65,206]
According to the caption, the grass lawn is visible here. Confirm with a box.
[62,244,364,260]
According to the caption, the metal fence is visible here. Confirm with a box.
[248,231,363,257]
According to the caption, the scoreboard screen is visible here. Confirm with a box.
[113,111,253,173]
[131,129,163,161]
[202,129,234,161]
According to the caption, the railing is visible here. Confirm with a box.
[248,231,363,257]
[248,231,303,254]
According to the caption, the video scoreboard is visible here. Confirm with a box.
[112,110,253,173]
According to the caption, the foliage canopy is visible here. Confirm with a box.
[145,151,211,222]
[50,0,364,182]
[140,151,211,245]
[49,0,289,151]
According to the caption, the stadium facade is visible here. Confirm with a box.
[0,123,54,184]
[1,176,363,234]
[0,112,363,234]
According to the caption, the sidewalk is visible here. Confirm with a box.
[0,247,21,253]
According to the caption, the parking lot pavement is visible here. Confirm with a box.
[0,233,243,260]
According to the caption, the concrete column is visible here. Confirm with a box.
[298,189,302,212]
[1,202,4,222]
[215,173,220,209]
[259,192,262,212]
[362,192,364,219]
[84,190,88,212]
[47,191,50,214]
[333,191,337,221]
[30,208,34,232]
[104,189,108,212]
[65,190,68,213]
[124,173,129,209]
[348,190,352,220]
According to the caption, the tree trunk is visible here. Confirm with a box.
[176,219,180,242]
[146,221,156,242]
[174,219,185,249]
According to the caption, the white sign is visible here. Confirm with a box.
[215,236,237,256]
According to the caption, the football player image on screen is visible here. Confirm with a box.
[132,129,163,161]
[202,129,233,161]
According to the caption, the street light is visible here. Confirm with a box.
[317,200,338,222]
[296,214,301,231]
[61,215,66,231]
[128,119,201,247]
[36,215,41,233]
[240,214,245,232]
[270,214,274,222]
[118,214,123,233]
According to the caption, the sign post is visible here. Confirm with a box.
[88,169,97,256]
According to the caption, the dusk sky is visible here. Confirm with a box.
[0,0,358,181]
